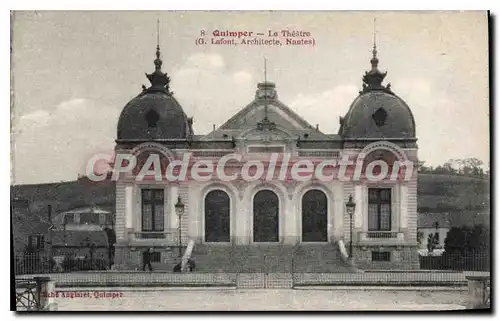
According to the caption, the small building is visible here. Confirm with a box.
[417,210,490,256]
[417,213,450,255]
[53,206,114,232]
[11,198,52,255]
[49,230,110,258]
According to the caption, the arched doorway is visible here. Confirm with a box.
[253,190,279,242]
[301,189,328,242]
[204,190,230,242]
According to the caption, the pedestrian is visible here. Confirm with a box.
[142,247,153,272]
[188,259,196,272]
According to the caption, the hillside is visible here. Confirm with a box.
[417,173,490,213]
[11,179,116,219]
[11,173,490,217]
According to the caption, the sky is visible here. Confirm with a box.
[11,11,490,184]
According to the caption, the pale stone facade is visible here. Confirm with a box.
[113,44,419,271]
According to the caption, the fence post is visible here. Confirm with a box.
[465,275,490,309]
[34,277,57,311]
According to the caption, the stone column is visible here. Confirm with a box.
[188,183,202,243]
[35,277,57,311]
[466,275,490,309]
[125,184,134,242]
[285,191,298,244]
[239,190,250,244]
[399,183,408,229]
[170,185,179,229]
[332,182,344,242]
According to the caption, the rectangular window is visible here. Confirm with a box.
[372,251,391,262]
[28,235,44,250]
[63,214,74,225]
[368,188,392,231]
[141,189,164,232]
[79,213,100,225]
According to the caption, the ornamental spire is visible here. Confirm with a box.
[256,57,276,131]
[360,18,391,94]
[144,18,172,94]
[371,18,379,70]
[263,57,269,121]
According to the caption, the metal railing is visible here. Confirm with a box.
[365,231,399,239]
[15,278,38,311]
[15,253,111,275]
[15,276,56,311]
[419,251,490,271]
[130,230,178,243]
[357,231,404,244]
[134,232,171,240]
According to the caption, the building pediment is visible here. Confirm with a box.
[239,125,295,143]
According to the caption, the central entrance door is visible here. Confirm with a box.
[301,189,328,242]
[253,190,279,242]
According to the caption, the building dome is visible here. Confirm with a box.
[116,45,193,141]
[339,45,416,139]
[341,90,416,139]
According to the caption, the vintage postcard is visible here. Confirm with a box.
[11,10,490,311]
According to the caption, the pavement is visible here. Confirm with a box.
[51,288,469,311]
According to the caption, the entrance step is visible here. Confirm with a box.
[293,244,353,273]
[192,245,295,273]
[192,244,354,273]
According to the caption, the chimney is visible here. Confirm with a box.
[316,124,319,131]
[48,204,52,224]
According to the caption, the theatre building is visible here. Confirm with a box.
[112,43,419,271]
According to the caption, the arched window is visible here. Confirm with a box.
[301,189,328,242]
[204,190,230,242]
[253,190,279,242]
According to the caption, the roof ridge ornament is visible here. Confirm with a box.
[256,57,277,131]
[360,18,393,95]
[144,19,173,95]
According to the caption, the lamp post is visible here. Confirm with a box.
[175,196,185,258]
[345,195,356,259]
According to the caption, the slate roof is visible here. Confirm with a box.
[203,82,335,142]
[340,91,416,139]
[117,92,191,141]
[50,230,109,247]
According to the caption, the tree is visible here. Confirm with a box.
[445,225,490,253]
[417,160,434,173]
[467,224,490,252]
[427,233,439,253]
[445,227,467,253]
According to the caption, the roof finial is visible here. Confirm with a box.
[360,17,389,93]
[144,17,171,94]
[256,57,276,131]
[154,18,162,70]
[263,57,269,120]
[264,57,267,84]
[157,18,160,51]
[371,17,378,69]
